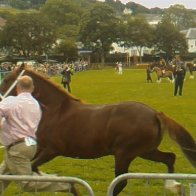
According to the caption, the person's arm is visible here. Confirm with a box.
[0,103,6,130]
[0,118,2,129]
[0,96,15,126]
[182,65,186,77]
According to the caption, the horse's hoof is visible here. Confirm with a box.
[165,180,186,196]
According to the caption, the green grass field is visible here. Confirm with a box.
[1,68,196,195]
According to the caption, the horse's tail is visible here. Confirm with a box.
[156,112,196,168]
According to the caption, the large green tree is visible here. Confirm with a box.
[125,2,150,15]
[41,0,82,43]
[79,3,121,64]
[0,13,56,57]
[55,39,78,62]
[163,4,196,30]
[154,19,188,58]
[6,0,47,9]
[122,15,154,63]
[41,0,81,26]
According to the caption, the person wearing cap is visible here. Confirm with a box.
[0,75,75,194]
[61,64,73,93]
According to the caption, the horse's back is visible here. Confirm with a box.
[104,102,161,142]
[56,101,158,138]
[38,101,162,158]
[74,102,160,154]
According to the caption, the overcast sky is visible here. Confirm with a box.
[120,0,196,9]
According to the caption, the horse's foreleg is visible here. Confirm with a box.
[113,154,135,196]
[32,148,57,173]
[70,183,80,196]
[140,149,176,173]
[190,69,193,76]
[31,144,41,162]
[157,77,161,83]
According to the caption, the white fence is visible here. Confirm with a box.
[0,175,95,195]
[107,173,196,196]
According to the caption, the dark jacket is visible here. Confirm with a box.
[174,62,186,79]
[61,68,73,83]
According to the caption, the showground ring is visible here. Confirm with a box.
[0,68,195,195]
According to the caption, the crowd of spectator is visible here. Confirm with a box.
[0,60,89,77]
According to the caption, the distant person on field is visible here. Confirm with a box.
[173,57,186,96]
[61,64,73,93]
[146,65,152,82]
[159,57,166,74]
[118,62,123,75]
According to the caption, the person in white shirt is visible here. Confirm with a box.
[118,62,123,75]
[0,76,76,194]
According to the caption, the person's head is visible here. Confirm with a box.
[16,75,34,94]
[64,64,68,69]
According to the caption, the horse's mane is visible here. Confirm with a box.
[22,67,82,103]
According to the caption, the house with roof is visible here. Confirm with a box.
[182,28,196,53]
[111,13,162,57]
[111,43,152,57]
[112,27,196,59]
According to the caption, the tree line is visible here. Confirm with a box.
[0,0,195,63]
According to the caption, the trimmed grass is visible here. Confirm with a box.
[1,68,196,195]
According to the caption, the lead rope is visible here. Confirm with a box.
[0,70,25,100]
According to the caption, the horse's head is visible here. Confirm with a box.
[0,64,45,103]
[0,65,25,100]
[0,64,81,107]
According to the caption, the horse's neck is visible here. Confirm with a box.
[40,88,73,108]
[31,73,71,107]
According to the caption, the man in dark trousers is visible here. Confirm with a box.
[173,58,186,96]
[146,65,153,82]
[61,65,73,93]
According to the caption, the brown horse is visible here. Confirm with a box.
[0,66,195,196]
[152,66,174,83]
[186,62,196,78]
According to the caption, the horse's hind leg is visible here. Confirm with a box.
[113,154,135,196]
[140,149,176,173]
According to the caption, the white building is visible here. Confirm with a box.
[112,25,196,57]
[123,8,133,15]
[110,13,162,56]
[182,28,196,53]
[111,43,152,56]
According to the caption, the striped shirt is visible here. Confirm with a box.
[0,92,41,146]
